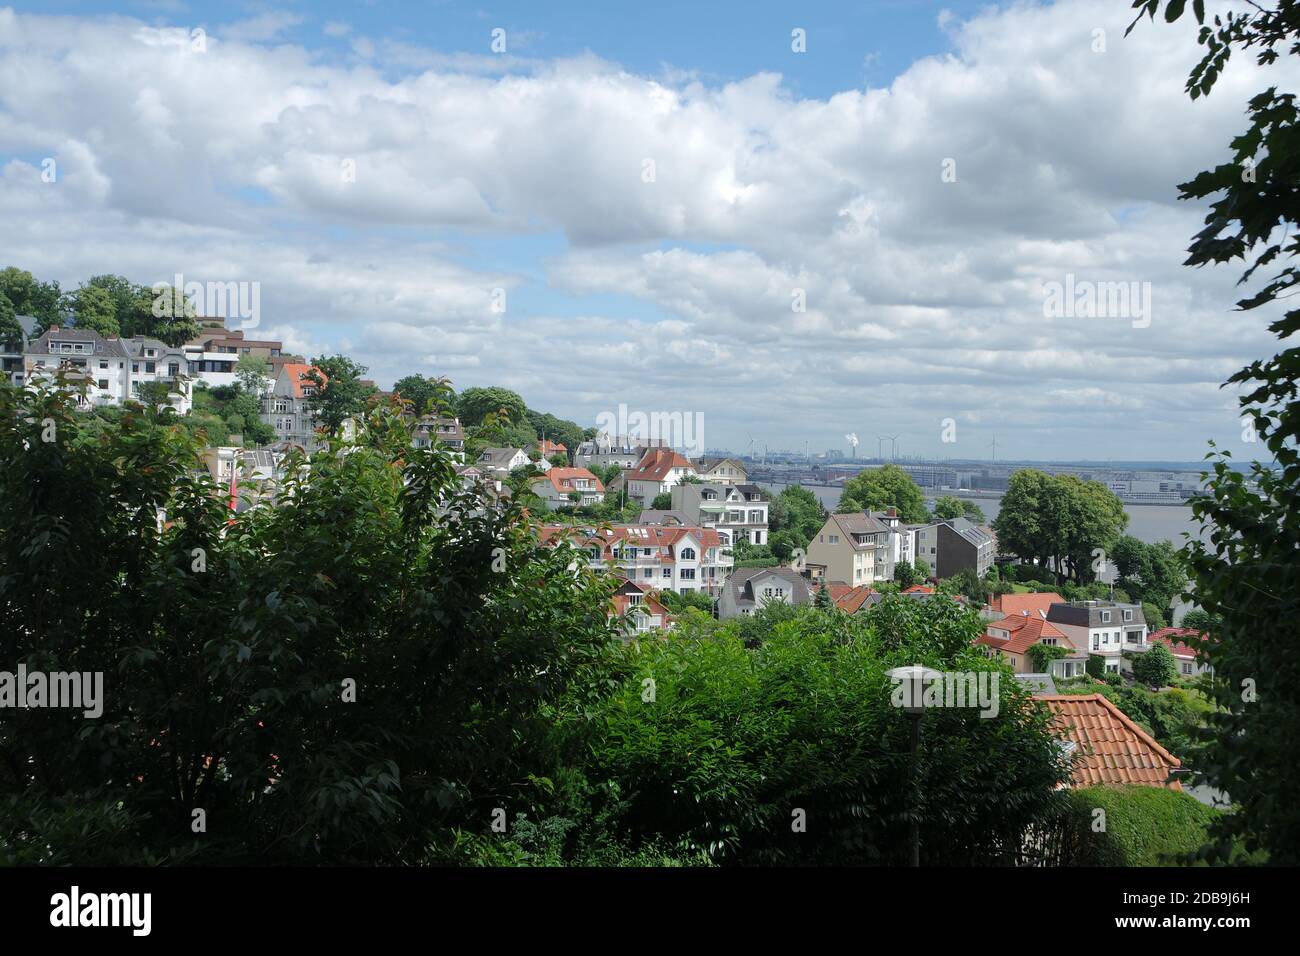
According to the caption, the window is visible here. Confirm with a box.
[99,361,108,369]
[643,569,652,579]
[169,363,179,376]
[829,534,839,544]
[680,547,696,560]
[1092,635,1100,650]
[145,362,156,373]
[1123,609,1133,622]
[97,379,108,390]
[132,364,139,373]
[1181,663,1192,675]
[662,568,671,578]
[680,569,695,580]
[1101,611,1111,623]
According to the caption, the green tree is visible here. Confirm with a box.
[1132,642,1177,690]
[1132,0,1300,864]
[1142,602,1167,631]
[1180,609,1214,633]
[392,374,452,417]
[0,379,622,864]
[893,559,917,589]
[933,496,965,520]
[651,492,673,510]
[66,284,119,338]
[837,465,928,523]
[0,292,21,350]
[994,470,1126,583]
[457,386,527,427]
[770,485,827,550]
[235,354,272,397]
[304,355,377,434]
[143,285,201,346]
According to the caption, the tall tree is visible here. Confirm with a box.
[0,292,21,350]
[837,464,928,523]
[65,284,119,338]
[305,355,377,433]
[235,354,272,396]
[1131,0,1300,863]
[456,386,527,427]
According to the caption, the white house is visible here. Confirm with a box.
[717,567,811,619]
[540,524,731,597]
[623,448,698,505]
[1045,600,1150,675]
[529,467,606,509]
[24,326,192,414]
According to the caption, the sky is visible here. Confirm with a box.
[0,0,1291,462]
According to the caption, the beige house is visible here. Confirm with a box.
[806,512,893,587]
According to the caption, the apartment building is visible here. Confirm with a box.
[183,328,291,389]
[692,457,748,485]
[411,416,465,458]
[806,511,894,587]
[260,362,323,448]
[913,518,995,579]
[23,326,193,414]
[575,434,670,471]
[669,481,769,546]
[1044,600,1149,675]
[540,524,732,597]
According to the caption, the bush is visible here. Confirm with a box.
[1060,785,1227,866]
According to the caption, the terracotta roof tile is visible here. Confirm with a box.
[990,592,1066,616]
[1040,694,1182,789]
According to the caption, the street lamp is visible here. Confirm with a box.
[887,665,943,866]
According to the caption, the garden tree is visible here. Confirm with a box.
[1142,602,1168,630]
[837,464,928,523]
[1112,535,1188,611]
[0,379,624,864]
[83,275,148,337]
[574,596,1070,864]
[144,285,201,346]
[589,464,621,486]
[235,354,272,396]
[814,581,834,610]
[651,492,673,510]
[893,559,917,589]
[915,557,931,579]
[0,292,21,349]
[1180,609,1215,633]
[548,453,569,468]
[994,470,1127,582]
[947,567,985,604]
[304,355,377,434]
[0,267,63,330]
[1132,642,1177,690]
[1028,643,1069,674]
[932,496,982,523]
[768,529,798,562]
[135,380,177,411]
[525,409,587,456]
[391,374,451,417]
[769,485,827,550]
[65,284,119,338]
[1132,0,1300,864]
[457,386,527,427]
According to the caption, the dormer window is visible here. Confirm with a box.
[1101,611,1111,623]
[1123,609,1133,622]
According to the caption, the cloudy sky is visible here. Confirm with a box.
[0,0,1291,462]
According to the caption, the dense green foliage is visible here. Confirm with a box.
[1061,785,1224,866]
[0,381,623,864]
[993,470,1127,583]
[933,496,984,523]
[1132,0,1300,864]
[1132,642,1178,689]
[1112,535,1187,614]
[837,464,928,523]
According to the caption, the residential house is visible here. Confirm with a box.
[530,467,605,509]
[540,524,731,597]
[411,416,465,459]
[183,328,289,389]
[692,457,748,485]
[670,481,769,547]
[1147,627,1213,678]
[477,446,531,476]
[806,511,894,587]
[2,314,39,385]
[976,612,1087,679]
[623,449,698,506]
[718,566,811,619]
[1045,600,1149,675]
[985,591,1067,622]
[913,518,995,579]
[1040,694,1184,789]
[610,578,673,635]
[23,325,192,413]
[636,509,691,527]
[536,439,568,462]
[260,363,324,449]
[814,582,882,614]
[575,434,669,471]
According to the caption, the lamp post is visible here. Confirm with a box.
[888,665,943,867]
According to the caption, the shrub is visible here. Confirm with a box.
[1060,785,1226,866]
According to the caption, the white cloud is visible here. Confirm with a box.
[0,0,1289,459]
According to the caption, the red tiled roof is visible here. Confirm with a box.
[280,362,325,399]
[989,592,1066,616]
[903,584,934,594]
[1147,627,1203,660]
[537,467,605,496]
[625,448,696,482]
[1040,694,1182,789]
[537,439,567,456]
[977,613,1075,656]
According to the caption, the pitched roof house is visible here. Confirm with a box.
[539,524,731,596]
[977,612,1085,679]
[610,578,674,636]
[806,512,895,586]
[1147,627,1213,678]
[623,449,698,505]
[530,467,605,509]
[1040,694,1183,789]
[717,566,810,619]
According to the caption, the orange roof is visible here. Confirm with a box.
[977,613,1074,656]
[280,363,326,399]
[989,592,1066,616]
[537,467,605,496]
[625,448,696,482]
[903,584,934,594]
[1148,627,1204,660]
[1040,694,1182,789]
[537,439,567,456]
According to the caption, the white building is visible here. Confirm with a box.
[540,524,732,597]
[529,468,606,509]
[1045,600,1150,675]
[23,326,192,414]
[623,449,699,506]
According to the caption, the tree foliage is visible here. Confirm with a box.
[992,469,1127,582]
[837,465,928,523]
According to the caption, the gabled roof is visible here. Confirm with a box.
[725,566,810,609]
[826,512,891,549]
[279,363,325,399]
[817,582,880,613]
[537,439,567,456]
[479,446,526,468]
[625,448,696,482]
[989,592,1067,616]
[977,613,1076,656]
[1147,627,1204,660]
[535,467,605,496]
[1039,694,1182,789]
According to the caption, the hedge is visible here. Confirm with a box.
[1062,785,1221,866]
